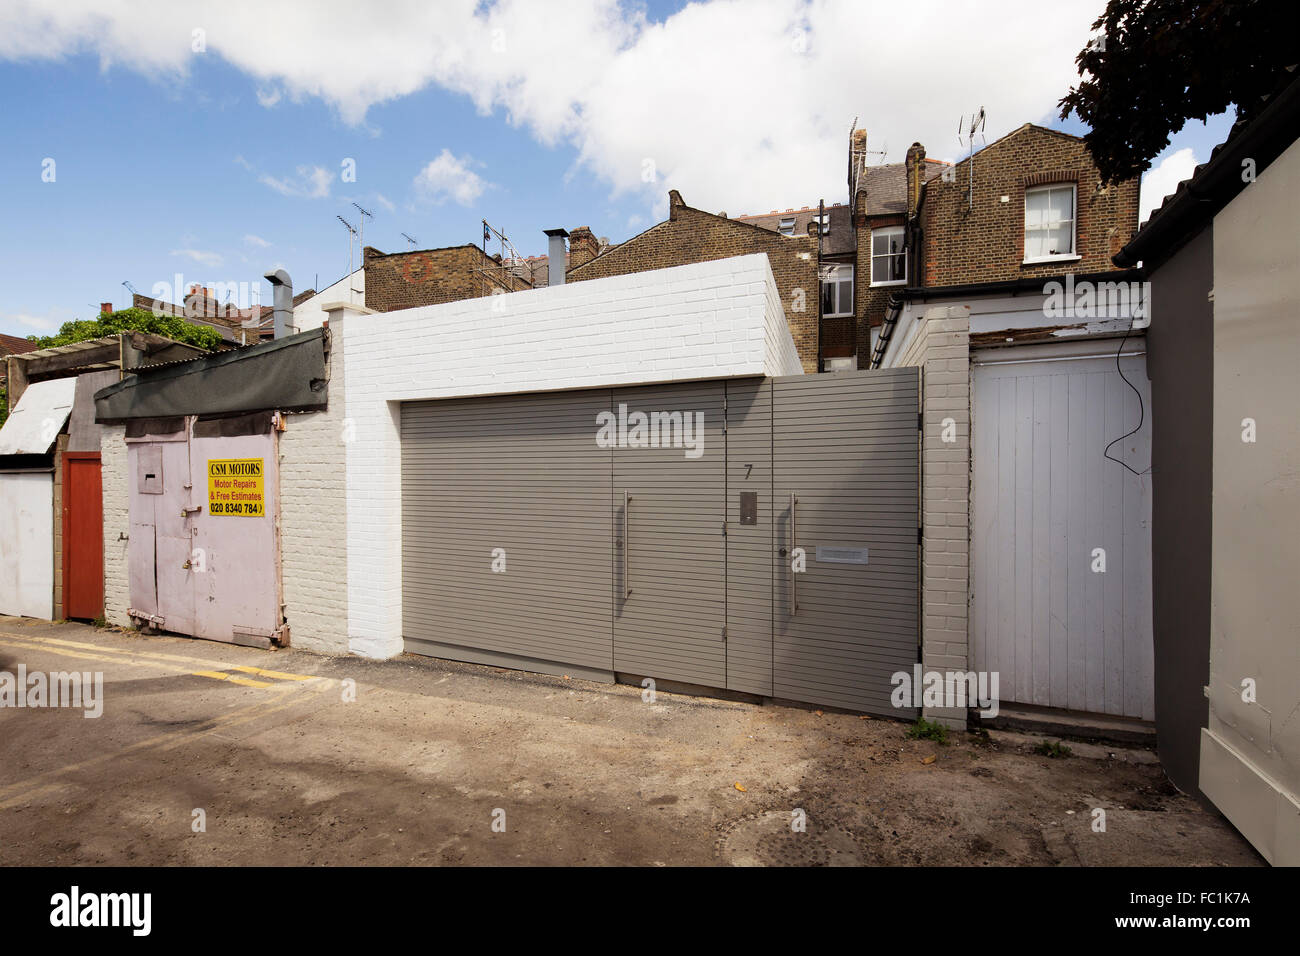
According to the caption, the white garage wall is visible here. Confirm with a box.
[0,473,54,619]
[339,253,802,658]
[279,331,350,654]
[292,268,363,334]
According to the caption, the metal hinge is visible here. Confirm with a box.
[917,412,923,430]
[918,526,924,544]
[721,625,727,642]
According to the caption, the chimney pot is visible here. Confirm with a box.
[264,269,293,339]
[543,228,569,286]
[568,226,600,271]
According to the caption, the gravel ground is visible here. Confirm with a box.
[0,617,1262,866]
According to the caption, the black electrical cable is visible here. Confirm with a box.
[1103,318,1152,476]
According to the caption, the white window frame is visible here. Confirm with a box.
[812,214,830,236]
[870,226,907,287]
[777,216,796,237]
[1023,183,1080,264]
[820,263,854,318]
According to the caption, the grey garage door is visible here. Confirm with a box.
[613,381,726,687]
[773,368,920,716]
[400,390,614,679]
[400,368,920,713]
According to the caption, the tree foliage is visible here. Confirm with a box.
[26,307,224,352]
[1059,0,1298,183]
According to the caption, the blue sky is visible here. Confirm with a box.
[0,0,1235,339]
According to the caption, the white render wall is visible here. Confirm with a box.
[1202,136,1300,865]
[279,329,349,653]
[339,253,802,658]
[101,427,131,627]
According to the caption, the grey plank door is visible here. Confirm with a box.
[612,381,727,687]
[724,378,774,696]
[401,390,615,674]
[772,368,920,716]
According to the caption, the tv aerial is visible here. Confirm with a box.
[956,107,987,209]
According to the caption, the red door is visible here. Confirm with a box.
[63,452,104,620]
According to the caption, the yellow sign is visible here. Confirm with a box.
[207,458,265,517]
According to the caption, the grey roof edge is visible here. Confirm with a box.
[93,327,329,421]
[95,327,327,398]
[1116,66,1300,268]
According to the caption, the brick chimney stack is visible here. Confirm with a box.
[568,226,600,270]
[905,142,926,221]
[100,301,113,315]
[850,128,868,190]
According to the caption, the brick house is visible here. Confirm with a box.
[362,243,534,313]
[132,290,273,344]
[733,203,855,370]
[566,190,821,372]
[849,133,951,368]
[0,332,39,398]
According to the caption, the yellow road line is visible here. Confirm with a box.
[230,664,314,681]
[0,632,316,678]
[191,669,274,688]
[0,636,301,689]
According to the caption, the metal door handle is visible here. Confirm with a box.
[790,492,799,617]
[624,491,632,598]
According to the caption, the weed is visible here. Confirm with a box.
[907,717,949,745]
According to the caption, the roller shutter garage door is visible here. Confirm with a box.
[401,390,614,679]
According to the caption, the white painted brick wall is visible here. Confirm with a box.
[101,426,131,627]
[897,306,972,729]
[279,328,348,653]
[341,254,799,658]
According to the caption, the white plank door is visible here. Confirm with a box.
[971,348,1154,720]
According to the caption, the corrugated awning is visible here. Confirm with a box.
[0,377,77,455]
[94,327,329,423]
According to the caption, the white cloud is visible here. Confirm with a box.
[255,87,281,108]
[1140,147,1198,224]
[258,164,333,199]
[0,0,1104,216]
[375,193,396,212]
[414,149,488,206]
[4,313,59,331]
[170,247,224,267]
[243,233,271,247]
